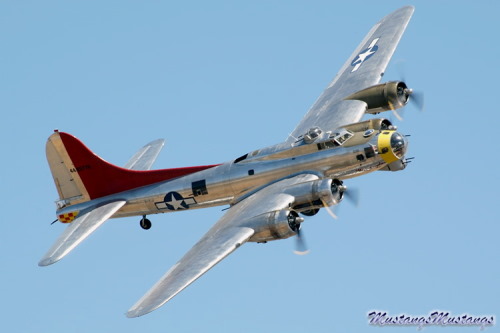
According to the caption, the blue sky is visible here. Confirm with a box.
[2,1,499,332]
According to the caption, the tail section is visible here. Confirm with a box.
[46,131,90,206]
[46,130,219,206]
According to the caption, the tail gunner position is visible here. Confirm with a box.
[39,6,417,318]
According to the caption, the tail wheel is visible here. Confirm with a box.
[140,217,152,230]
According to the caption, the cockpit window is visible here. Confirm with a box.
[317,140,338,150]
[332,129,353,145]
[317,129,354,150]
[234,154,248,163]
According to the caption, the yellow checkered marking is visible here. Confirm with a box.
[58,211,79,223]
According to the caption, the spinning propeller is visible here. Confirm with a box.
[294,227,310,256]
[292,181,359,255]
[390,62,425,121]
[287,211,309,255]
[391,84,425,121]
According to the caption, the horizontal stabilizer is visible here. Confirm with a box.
[39,200,126,266]
[124,139,165,170]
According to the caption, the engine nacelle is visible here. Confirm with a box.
[291,178,344,215]
[248,210,302,243]
[246,178,345,243]
[345,81,410,113]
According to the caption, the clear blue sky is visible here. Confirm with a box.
[2,1,499,332]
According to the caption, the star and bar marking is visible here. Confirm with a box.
[155,192,197,211]
[351,37,380,72]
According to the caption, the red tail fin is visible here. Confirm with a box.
[47,131,219,201]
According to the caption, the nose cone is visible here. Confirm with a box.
[390,132,408,158]
[377,131,408,164]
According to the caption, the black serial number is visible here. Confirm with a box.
[70,165,91,173]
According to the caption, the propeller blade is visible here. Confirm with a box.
[293,228,310,255]
[392,109,404,121]
[392,61,425,115]
[320,198,339,220]
[388,95,405,121]
[321,182,360,220]
[343,187,360,207]
[409,90,425,112]
[325,205,338,219]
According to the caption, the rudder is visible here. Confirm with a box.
[46,130,91,207]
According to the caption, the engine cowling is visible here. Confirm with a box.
[291,178,344,214]
[248,210,303,243]
[246,178,345,243]
[345,81,410,113]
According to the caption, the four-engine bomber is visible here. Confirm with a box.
[39,6,417,318]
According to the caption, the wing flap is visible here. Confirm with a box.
[126,226,254,318]
[38,200,126,266]
[124,139,165,170]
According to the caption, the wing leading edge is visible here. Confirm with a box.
[38,201,126,266]
[287,6,414,143]
[124,138,165,170]
[126,226,254,318]
[126,174,319,317]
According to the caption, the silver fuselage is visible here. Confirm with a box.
[57,127,405,220]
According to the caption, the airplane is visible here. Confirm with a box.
[39,6,416,318]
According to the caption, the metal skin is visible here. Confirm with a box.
[55,125,408,234]
[344,81,411,113]
[39,6,416,317]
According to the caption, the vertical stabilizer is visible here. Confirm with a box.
[46,131,219,207]
[46,131,90,207]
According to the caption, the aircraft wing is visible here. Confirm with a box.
[38,200,126,266]
[126,174,318,317]
[124,138,165,170]
[287,6,414,143]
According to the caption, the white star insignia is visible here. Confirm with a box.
[168,196,185,210]
[351,37,380,72]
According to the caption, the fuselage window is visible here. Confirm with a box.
[334,130,353,145]
[192,180,208,196]
[234,154,248,163]
[317,140,339,150]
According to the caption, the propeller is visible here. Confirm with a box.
[291,180,359,255]
[322,181,360,220]
[395,60,425,112]
[408,89,425,112]
[389,62,425,121]
[323,204,338,220]
[390,86,425,121]
[400,66,425,116]
[343,186,360,207]
[294,227,310,255]
[288,211,309,255]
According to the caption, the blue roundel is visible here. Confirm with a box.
[163,191,189,210]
